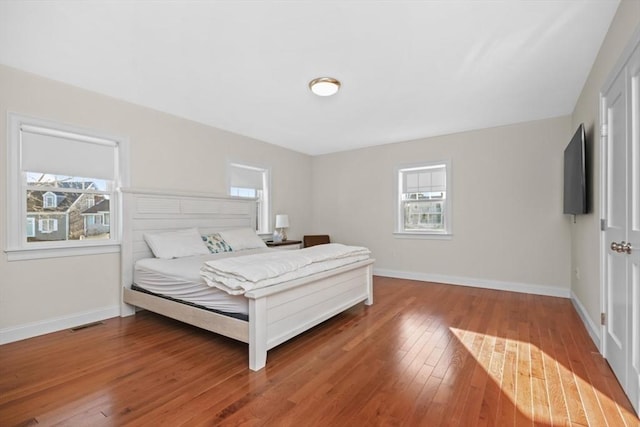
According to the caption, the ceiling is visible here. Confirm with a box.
[0,1,620,155]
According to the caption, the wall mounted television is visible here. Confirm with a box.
[563,123,587,215]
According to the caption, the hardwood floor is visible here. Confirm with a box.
[1,277,638,426]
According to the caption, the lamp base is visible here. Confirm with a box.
[273,228,287,242]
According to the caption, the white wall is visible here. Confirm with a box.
[0,65,312,340]
[570,1,640,343]
[311,116,572,296]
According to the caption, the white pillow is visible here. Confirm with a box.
[144,228,210,259]
[218,228,267,251]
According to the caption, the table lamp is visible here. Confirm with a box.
[275,214,289,241]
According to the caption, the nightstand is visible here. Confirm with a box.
[265,240,302,250]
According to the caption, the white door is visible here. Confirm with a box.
[601,35,640,415]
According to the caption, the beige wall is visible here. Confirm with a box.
[0,65,312,333]
[570,2,640,336]
[311,116,572,294]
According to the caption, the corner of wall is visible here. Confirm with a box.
[570,290,601,351]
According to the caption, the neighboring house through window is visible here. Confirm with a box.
[228,162,270,234]
[81,198,111,237]
[396,161,452,237]
[6,113,129,260]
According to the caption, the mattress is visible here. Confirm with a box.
[133,249,269,316]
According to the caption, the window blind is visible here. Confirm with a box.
[20,125,117,180]
[230,165,264,189]
[403,166,446,194]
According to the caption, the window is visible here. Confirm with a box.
[396,161,452,237]
[38,218,58,233]
[85,215,102,226]
[228,163,270,234]
[43,191,57,208]
[6,113,129,260]
[26,218,35,237]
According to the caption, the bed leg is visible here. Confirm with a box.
[121,303,136,317]
[248,298,268,371]
[249,347,267,371]
[365,265,374,306]
[121,287,136,317]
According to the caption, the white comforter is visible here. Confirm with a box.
[200,243,371,295]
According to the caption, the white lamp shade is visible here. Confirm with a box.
[275,214,289,228]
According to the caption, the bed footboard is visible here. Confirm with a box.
[245,259,374,371]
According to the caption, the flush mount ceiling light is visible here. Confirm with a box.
[309,77,341,97]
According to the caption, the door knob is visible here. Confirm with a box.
[611,241,633,254]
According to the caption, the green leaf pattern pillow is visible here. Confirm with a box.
[201,233,233,253]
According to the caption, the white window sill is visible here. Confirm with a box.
[5,243,120,261]
[393,231,453,240]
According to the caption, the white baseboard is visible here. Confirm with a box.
[0,305,120,345]
[570,290,602,351]
[373,268,571,298]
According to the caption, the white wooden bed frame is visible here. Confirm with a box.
[120,188,374,371]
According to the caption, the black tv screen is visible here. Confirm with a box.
[563,124,587,215]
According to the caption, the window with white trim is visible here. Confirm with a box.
[38,218,58,233]
[43,191,57,208]
[228,163,270,234]
[396,161,452,236]
[6,113,129,260]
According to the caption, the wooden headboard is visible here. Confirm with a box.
[119,188,256,316]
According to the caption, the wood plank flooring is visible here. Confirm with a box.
[1,277,638,426]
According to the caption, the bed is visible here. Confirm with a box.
[120,188,374,371]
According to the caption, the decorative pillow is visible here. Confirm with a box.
[218,228,267,251]
[144,228,210,259]
[201,233,233,254]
